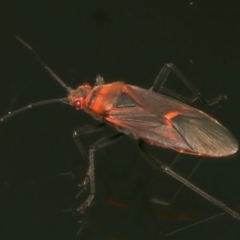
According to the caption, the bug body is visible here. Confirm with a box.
[68,81,238,157]
[1,36,239,222]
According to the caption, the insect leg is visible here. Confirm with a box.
[73,124,105,198]
[95,75,105,86]
[137,140,240,220]
[162,212,225,237]
[149,151,205,206]
[167,156,204,205]
[162,165,240,220]
[156,104,227,205]
[73,124,105,162]
[150,63,226,105]
[75,133,124,213]
[138,142,200,204]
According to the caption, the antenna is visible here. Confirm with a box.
[0,98,69,122]
[14,35,73,92]
[1,36,72,121]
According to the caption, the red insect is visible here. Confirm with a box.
[1,36,239,221]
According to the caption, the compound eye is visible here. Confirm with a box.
[73,100,81,109]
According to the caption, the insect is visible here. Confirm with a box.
[1,36,239,221]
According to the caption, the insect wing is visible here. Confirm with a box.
[105,105,192,151]
[105,85,238,157]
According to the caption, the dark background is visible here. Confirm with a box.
[0,1,240,240]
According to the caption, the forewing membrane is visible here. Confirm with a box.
[105,85,238,157]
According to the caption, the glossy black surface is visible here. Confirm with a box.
[0,1,239,239]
